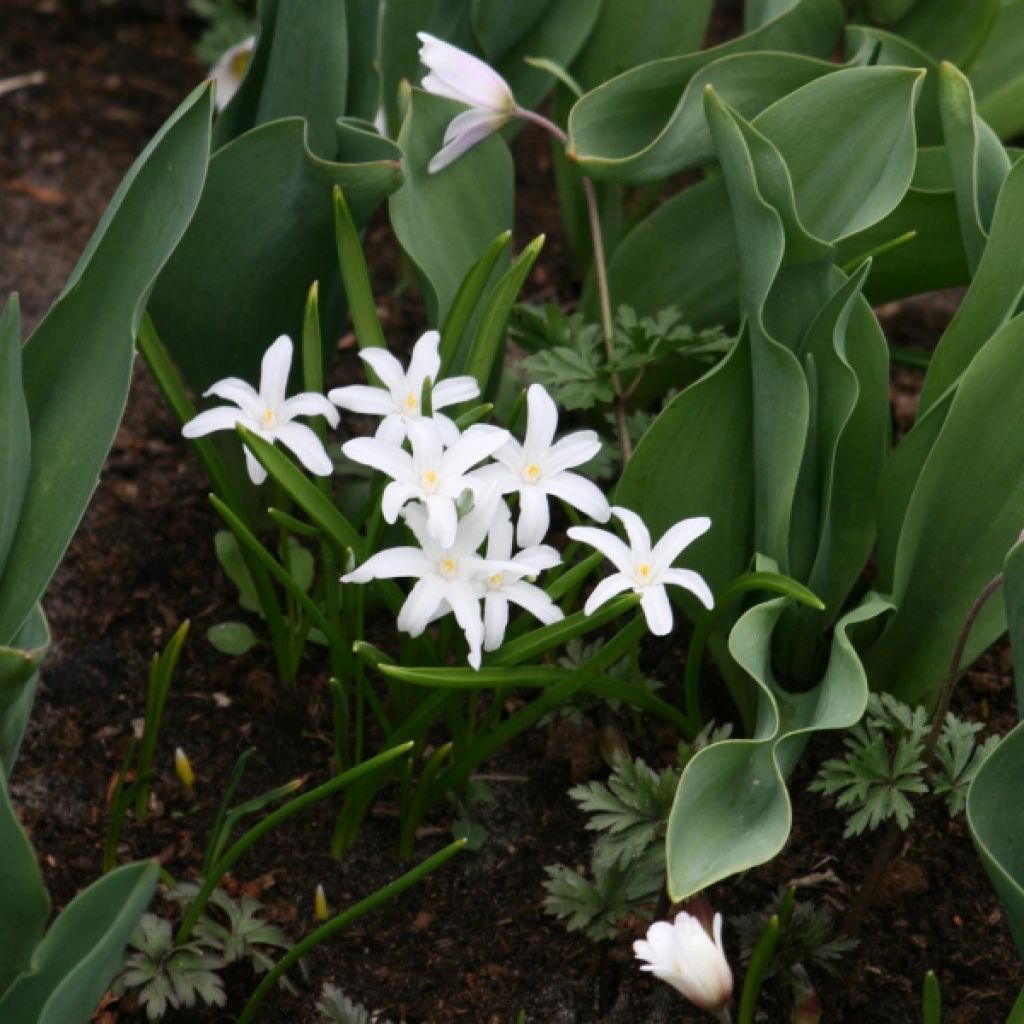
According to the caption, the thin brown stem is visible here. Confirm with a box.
[515,106,633,463]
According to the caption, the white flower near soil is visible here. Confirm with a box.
[341,496,520,669]
[567,506,714,636]
[417,32,518,173]
[209,35,255,112]
[342,417,508,548]
[481,512,563,652]
[328,330,478,445]
[182,334,339,485]
[634,911,733,1012]
[478,383,610,547]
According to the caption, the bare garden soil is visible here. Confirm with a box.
[2,3,1022,1021]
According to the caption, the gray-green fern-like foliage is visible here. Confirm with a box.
[543,725,730,941]
[810,693,1001,837]
[116,883,296,1020]
[316,982,395,1024]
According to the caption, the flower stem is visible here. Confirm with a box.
[515,106,632,463]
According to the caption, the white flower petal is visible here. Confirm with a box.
[441,424,509,477]
[483,592,510,652]
[406,330,442,396]
[523,384,559,462]
[454,493,504,556]
[542,430,602,475]
[381,481,418,524]
[445,580,485,668]
[408,417,445,472]
[650,516,712,574]
[425,494,459,548]
[204,377,264,419]
[376,415,408,445]
[182,406,245,438]
[514,544,561,574]
[328,384,397,417]
[583,572,633,615]
[417,33,515,112]
[278,391,340,428]
[359,346,408,401]
[504,580,563,625]
[432,375,480,410]
[659,568,715,610]
[493,436,526,474]
[516,485,551,548]
[432,412,463,446]
[398,577,447,636]
[259,334,293,410]
[641,585,674,636]
[428,108,509,174]
[342,436,414,482]
[486,513,515,562]
[566,525,633,574]
[611,506,652,564]
[274,421,334,477]
[243,446,267,485]
[542,471,612,524]
[342,546,432,583]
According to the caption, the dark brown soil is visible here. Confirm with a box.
[3,3,1022,1022]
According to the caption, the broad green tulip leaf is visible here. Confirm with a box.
[890,0,998,70]
[150,118,402,393]
[345,0,382,124]
[1003,539,1024,719]
[0,84,213,646]
[0,604,49,777]
[568,0,844,184]
[0,295,29,578]
[703,88,817,571]
[666,590,892,900]
[0,759,49,997]
[865,0,919,25]
[846,25,942,145]
[0,860,159,1024]
[970,0,1024,141]
[919,155,1024,415]
[616,336,754,599]
[569,0,714,92]
[389,87,512,327]
[744,0,804,30]
[865,313,1024,706]
[967,719,1024,958]
[471,0,548,58]
[213,0,348,157]
[938,61,1012,274]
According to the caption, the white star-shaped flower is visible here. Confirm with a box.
[479,383,610,547]
[182,334,339,485]
[342,417,508,548]
[342,496,518,668]
[634,911,733,1011]
[417,32,518,173]
[567,507,713,636]
[481,511,563,652]
[328,330,478,445]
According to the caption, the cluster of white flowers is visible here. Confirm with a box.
[183,330,713,667]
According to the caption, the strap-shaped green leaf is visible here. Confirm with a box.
[866,313,1024,705]
[150,118,402,395]
[567,0,843,184]
[666,590,892,900]
[967,719,1024,959]
[970,0,1024,141]
[1003,539,1024,720]
[0,760,49,996]
[0,860,158,1024]
[0,295,28,580]
[0,84,213,646]
[888,0,998,70]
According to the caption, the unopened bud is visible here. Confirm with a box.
[174,747,195,795]
[314,883,329,922]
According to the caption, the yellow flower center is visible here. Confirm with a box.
[489,572,503,588]
[404,393,419,413]
[440,558,458,578]
[523,463,542,482]
[421,468,439,492]
[636,563,652,583]
[260,408,277,429]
